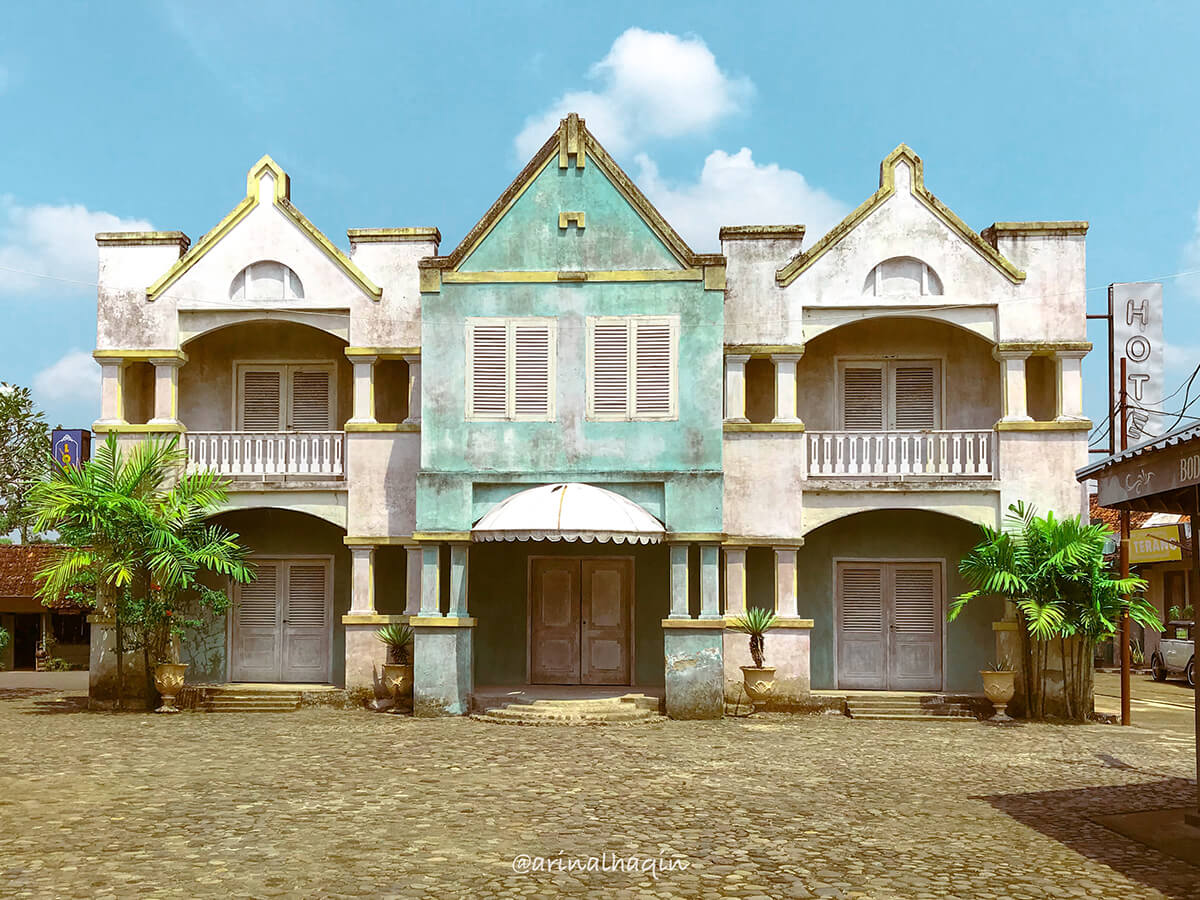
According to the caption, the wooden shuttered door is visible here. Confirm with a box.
[840,360,940,430]
[836,561,942,690]
[231,560,331,683]
[588,317,676,419]
[238,365,334,431]
[289,369,334,430]
[240,369,284,431]
[468,320,554,419]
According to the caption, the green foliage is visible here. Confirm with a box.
[0,626,9,651]
[28,434,255,706]
[0,384,50,543]
[984,656,1013,672]
[952,500,1161,719]
[1168,603,1195,621]
[376,623,414,665]
[730,607,777,668]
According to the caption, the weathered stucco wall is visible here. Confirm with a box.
[794,509,1003,692]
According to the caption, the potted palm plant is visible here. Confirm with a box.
[731,607,778,708]
[376,623,414,711]
[980,657,1015,721]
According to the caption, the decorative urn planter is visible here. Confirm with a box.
[153,662,189,714]
[980,670,1016,721]
[382,663,414,711]
[741,666,777,709]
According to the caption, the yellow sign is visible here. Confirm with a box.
[1129,525,1184,564]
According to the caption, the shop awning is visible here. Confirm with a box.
[472,483,665,544]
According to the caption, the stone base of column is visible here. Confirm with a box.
[412,617,476,717]
[723,618,813,707]
[662,621,724,719]
[342,614,408,695]
[87,614,151,710]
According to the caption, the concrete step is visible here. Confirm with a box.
[851,712,976,721]
[845,695,978,721]
[472,696,663,726]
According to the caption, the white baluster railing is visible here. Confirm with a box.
[185,431,344,477]
[805,430,994,478]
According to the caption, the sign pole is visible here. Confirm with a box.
[1119,357,1131,727]
[1189,484,1200,827]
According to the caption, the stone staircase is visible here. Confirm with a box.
[205,687,303,713]
[471,694,664,726]
[845,694,979,721]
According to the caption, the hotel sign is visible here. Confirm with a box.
[1110,282,1164,445]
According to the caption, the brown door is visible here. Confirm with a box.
[531,557,632,685]
[836,561,942,691]
[581,559,632,685]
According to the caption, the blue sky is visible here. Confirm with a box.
[1,2,1198,436]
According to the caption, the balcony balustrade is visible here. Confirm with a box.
[805,430,994,478]
[186,431,345,477]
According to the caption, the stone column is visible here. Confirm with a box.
[403,355,422,425]
[994,349,1033,423]
[1055,350,1088,422]
[96,358,126,425]
[348,545,375,614]
[404,545,422,616]
[420,545,441,616]
[147,357,184,427]
[447,543,469,617]
[699,544,721,620]
[771,353,803,424]
[669,543,690,619]
[774,546,799,618]
[348,355,378,425]
[724,354,750,423]
[723,546,747,617]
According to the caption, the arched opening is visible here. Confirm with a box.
[794,508,1002,692]
[862,256,943,296]
[230,260,305,301]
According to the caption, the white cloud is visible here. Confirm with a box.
[634,148,848,252]
[32,350,100,404]
[0,196,153,294]
[514,28,753,158]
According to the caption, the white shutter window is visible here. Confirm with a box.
[839,565,883,632]
[466,318,556,421]
[634,321,673,416]
[591,321,630,417]
[842,366,885,430]
[514,323,551,417]
[891,364,938,430]
[236,563,279,627]
[286,563,329,628]
[240,369,283,431]
[290,369,333,430]
[892,565,938,634]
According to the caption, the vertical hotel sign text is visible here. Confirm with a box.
[1109,282,1163,445]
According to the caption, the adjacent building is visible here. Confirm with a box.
[87,115,1091,714]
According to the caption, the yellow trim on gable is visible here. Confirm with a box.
[146,155,382,303]
[441,269,702,284]
[775,144,1026,287]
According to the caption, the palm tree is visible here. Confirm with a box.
[29,435,254,709]
[730,607,778,668]
[950,501,1158,719]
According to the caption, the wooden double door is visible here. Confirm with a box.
[231,559,332,683]
[530,557,633,685]
[836,560,943,690]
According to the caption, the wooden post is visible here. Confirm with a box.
[1189,484,1200,827]
[1119,357,1131,726]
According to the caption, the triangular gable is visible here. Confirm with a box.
[423,114,721,278]
[147,155,381,302]
[775,144,1025,287]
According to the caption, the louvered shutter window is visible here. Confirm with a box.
[290,370,332,430]
[237,563,279,627]
[286,564,328,628]
[634,322,672,416]
[842,367,885,430]
[241,370,283,431]
[470,324,508,417]
[513,324,551,417]
[840,566,883,632]
[592,322,629,416]
[892,566,937,633]
[892,365,937,430]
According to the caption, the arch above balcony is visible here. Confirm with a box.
[180,308,350,344]
[803,304,997,344]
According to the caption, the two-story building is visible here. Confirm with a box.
[87,115,1089,715]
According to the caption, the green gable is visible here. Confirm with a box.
[458,158,684,273]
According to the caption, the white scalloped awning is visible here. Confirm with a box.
[472,483,665,544]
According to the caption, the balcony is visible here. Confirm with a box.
[186,431,345,477]
[805,430,994,479]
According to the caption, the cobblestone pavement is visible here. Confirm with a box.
[1,689,1197,899]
